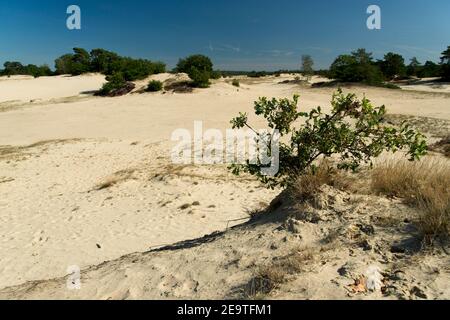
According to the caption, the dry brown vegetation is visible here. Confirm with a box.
[371,159,450,242]
[430,135,450,158]
[94,169,136,191]
[244,247,316,299]
[287,160,354,202]
[284,157,449,244]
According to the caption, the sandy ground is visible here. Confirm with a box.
[0,73,449,296]
[399,78,450,94]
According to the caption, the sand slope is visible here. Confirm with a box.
[1,183,448,300]
[0,74,449,297]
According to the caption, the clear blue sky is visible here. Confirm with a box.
[1,0,449,70]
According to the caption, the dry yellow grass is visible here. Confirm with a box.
[94,169,136,190]
[371,159,450,242]
[288,159,354,202]
[244,247,316,299]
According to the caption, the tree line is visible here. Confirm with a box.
[0,48,166,80]
[1,45,449,85]
[329,46,450,84]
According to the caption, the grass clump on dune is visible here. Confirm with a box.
[372,159,450,242]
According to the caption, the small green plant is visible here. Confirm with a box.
[232,79,240,87]
[230,89,427,189]
[146,80,163,92]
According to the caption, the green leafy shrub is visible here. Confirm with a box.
[97,72,133,96]
[230,89,427,189]
[146,80,163,92]
[189,67,211,88]
[176,55,213,87]
[232,79,240,87]
[210,71,222,80]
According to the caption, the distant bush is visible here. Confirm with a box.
[90,49,121,74]
[176,54,213,88]
[109,58,158,81]
[1,61,52,78]
[26,64,52,78]
[329,49,384,85]
[379,52,406,80]
[418,61,441,78]
[97,72,134,96]
[301,55,314,81]
[189,67,211,88]
[248,71,267,78]
[146,80,163,92]
[54,48,91,75]
[210,70,222,80]
[232,79,240,87]
[54,48,166,79]
[441,46,450,80]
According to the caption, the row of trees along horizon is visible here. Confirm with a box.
[1,46,449,92]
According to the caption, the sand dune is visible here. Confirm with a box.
[0,74,106,102]
[0,73,449,297]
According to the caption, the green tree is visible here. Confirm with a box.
[70,48,91,75]
[54,48,90,76]
[418,61,440,78]
[329,55,359,82]
[329,49,383,85]
[406,57,421,77]
[90,49,121,74]
[176,54,213,87]
[3,61,24,76]
[440,46,450,80]
[380,52,406,80]
[351,48,373,65]
[54,54,74,75]
[301,55,314,81]
[24,64,52,78]
[230,90,427,189]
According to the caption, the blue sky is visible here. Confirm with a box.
[1,0,449,70]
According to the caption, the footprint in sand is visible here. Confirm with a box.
[31,230,49,246]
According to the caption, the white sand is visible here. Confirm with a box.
[0,74,106,102]
[0,73,449,290]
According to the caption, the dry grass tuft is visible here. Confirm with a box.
[244,247,316,299]
[94,169,136,190]
[371,159,450,242]
[288,160,355,202]
[245,265,287,299]
[0,139,81,161]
